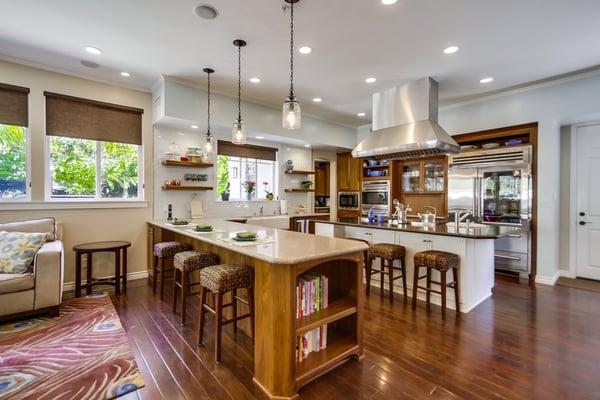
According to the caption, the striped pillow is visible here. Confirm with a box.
[0,231,49,274]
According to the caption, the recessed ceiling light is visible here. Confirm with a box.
[194,4,219,20]
[249,77,261,83]
[191,125,199,129]
[256,136,265,139]
[120,72,131,77]
[443,46,459,54]
[480,77,494,83]
[313,97,323,103]
[84,46,102,55]
[304,144,311,148]
[357,112,366,117]
[381,0,398,5]
[365,77,377,84]
[299,46,312,55]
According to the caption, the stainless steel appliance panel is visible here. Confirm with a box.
[448,167,478,217]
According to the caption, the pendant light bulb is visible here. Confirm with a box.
[202,67,215,157]
[232,39,247,145]
[204,135,214,154]
[282,0,301,130]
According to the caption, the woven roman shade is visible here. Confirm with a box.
[217,140,277,161]
[44,92,143,145]
[0,83,29,127]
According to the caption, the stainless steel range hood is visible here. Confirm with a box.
[352,77,459,160]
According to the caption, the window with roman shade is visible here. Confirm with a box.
[0,83,29,127]
[44,92,144,201]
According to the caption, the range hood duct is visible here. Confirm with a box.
[352,77,460,160]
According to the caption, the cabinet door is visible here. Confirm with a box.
[324,164,330,195]
[423,160,445,192]
[402,162,422,193]
[315,167,324,196]
[348,157,362,191]
[337,153,349,190]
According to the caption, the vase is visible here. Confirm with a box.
[246,192,252,201]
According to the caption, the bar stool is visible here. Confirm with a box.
[198,264,255,363]
[153,241,188,300]
[366,243,407,302]
[173,250,219,325]
[412,250,460,320]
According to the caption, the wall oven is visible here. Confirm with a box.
[362,180,390,216]
[338,192,360,210]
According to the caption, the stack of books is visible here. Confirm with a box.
[296,274,329,362]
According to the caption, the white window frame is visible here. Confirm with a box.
[0,126,31,202]
[215,155,278,203]
[44,136,144,202]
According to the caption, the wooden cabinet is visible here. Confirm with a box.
[397,156,448,218]
[315,164,330,196]
[337,152,361,191]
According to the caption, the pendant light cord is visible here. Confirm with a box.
[289,0,295,98]
[207,70,211,135]
[237,44,242,121]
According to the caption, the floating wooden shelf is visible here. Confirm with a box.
[296,297,357,335]
[162,185,213,191]
[285,170,315,175]
[285,188,315,193]
[161,160,213,168]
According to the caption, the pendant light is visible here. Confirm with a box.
[203,67,215,156]
[282,0,301,130]
[232,39,247,145]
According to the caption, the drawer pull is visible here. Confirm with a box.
[495,254,521,261]
[422,240,432,243]
[506,234,522,238]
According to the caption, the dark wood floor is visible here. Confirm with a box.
[112,278,600,400]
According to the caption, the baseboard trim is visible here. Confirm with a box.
[535,271,560,286]
[62,270,148,292]
[559,270,576,279]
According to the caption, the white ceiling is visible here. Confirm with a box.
[1,0,600,127]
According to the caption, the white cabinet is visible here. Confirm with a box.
[345,226,395,245]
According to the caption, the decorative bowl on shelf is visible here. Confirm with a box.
[300,180,313,189]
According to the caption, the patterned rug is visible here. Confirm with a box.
[0,294,144,400]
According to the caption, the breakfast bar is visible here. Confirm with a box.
[147,219,367,399]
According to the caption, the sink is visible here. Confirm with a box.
[446,222,487,229]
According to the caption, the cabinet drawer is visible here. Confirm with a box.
[495,233,528,253]
[495,250,528,272]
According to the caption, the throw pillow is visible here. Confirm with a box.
[0,231,49,274]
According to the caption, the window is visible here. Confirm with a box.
[216,155,276,201]
[0,124,28,200]
[48,136,141,200]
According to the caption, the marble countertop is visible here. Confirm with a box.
[148,218,366,264]
[317,217,525,239]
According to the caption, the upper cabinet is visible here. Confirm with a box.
[401,158,446,193]
[337,153,361,192]
[315,164,330,196]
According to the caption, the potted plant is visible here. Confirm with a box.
[263,181,274,201]
[286,160,294,172]
[243,180,256,201]
[301,180,313,189]
[221,182,231,201]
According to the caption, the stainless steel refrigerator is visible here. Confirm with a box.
[448,145,532,274]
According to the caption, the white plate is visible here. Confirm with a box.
[482,143,500,149]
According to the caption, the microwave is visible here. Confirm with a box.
[338,192,360,210]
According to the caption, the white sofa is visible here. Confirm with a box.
[0,217,64,321]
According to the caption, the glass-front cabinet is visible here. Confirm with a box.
[402,163,421,192]
[424,161,445,192]
[401,158,446,193]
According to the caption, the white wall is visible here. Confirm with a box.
[0,60,153,284]
[559,126,571,272]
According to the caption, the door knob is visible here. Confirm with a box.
[579,221,587,226]
[579,212,586,217]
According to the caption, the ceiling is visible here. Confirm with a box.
[1,0,600,127]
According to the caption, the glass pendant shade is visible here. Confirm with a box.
[232,119,246,144]
[203,134,214,156]
[282,97,301,130]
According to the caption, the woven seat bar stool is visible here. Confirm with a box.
[412,250,460,320]
[172,250,219,325]
[153,241,189,300]
[366,243,407,303]
[198,264,254,363]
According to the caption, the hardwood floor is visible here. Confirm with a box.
[112,278,600,399]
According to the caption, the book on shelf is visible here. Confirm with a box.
[296,273,329,362]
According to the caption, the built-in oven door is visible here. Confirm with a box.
[362,191,388,206]
[478,165,531,224]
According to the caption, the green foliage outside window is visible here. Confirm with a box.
[216,155,230,195]
[50,137,96,196]
[0,124,26,198]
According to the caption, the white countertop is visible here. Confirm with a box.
[148,218,365,265]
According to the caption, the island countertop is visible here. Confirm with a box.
[317,217,524,239]
[148,218,367,264]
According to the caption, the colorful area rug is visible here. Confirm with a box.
[0,294,143,400]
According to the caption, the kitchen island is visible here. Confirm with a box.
[147,219,367,399]
[315,218,524,314]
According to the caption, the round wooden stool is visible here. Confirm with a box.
[73,241,131,297]
[198,264,254,363]
[153,241,188,300]
[412,250,460,320]
[172,250,218,325]
[366,243,407,303]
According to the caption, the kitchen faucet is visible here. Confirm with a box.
[456,209,472,223]
[392,199,411,225]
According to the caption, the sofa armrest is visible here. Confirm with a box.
[33,240,64,309]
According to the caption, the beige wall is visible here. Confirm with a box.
[0,60,153,285]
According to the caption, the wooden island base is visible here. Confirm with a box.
[148,221,365,399]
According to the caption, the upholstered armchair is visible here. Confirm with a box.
[0,218,64,321]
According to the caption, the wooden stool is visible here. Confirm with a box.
[366,243,407,302]
[173,250,219,325]
[153,241,188,300]
[198,264,255,363]
[73,241,131,297]
[412,250,460,320]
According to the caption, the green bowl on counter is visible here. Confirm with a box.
[235,231,258,240]
[194,224,213,232]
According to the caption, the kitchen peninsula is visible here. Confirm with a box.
[147,218,367,399]
[315,218,524,313]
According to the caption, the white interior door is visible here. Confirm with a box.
[576,124,600,280]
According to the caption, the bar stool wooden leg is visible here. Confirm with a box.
[453,267,460,314]
[232,289,238,333]
[412,264,419,310]
[160,257,166,300]
[387,259,394,303]
[152,255,158,293]
[215,293,223,362]
[181,271,189,325]
[426,268,432,305]
[365,256,372,296]
[249,287,255,345]
[441,269,447,320]
[401,257,407,299]
[379,257,385,295]
[172,269,179,313]
[198,287,207,346]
